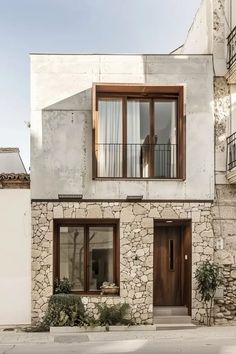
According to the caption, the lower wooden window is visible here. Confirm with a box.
[54,221,119,294]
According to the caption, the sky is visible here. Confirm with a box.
[0,0,201,171]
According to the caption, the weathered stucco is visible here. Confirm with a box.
[30,54,214,201]
[32,201,213,324]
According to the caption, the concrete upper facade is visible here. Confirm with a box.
[30,54,214,200]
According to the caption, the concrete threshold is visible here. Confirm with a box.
[156,323,197,330]
[50,325,157,334]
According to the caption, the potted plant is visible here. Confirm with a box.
[100,282,119,295]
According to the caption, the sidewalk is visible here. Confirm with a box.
[0,326,236,344]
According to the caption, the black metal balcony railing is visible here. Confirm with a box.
[95,143,177,178]
[227,132,236,171]
[227,26,236,69]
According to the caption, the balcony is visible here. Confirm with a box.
[227,26,236,69]
[226,132,236,183]
[227,26,236,82]
[95,143,178,179]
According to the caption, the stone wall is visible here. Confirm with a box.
[213,185,236,324]
[215,265,236,325]
[32,201,213,324]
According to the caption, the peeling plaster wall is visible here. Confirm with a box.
[214,77,230,184]
[213,0,228,75]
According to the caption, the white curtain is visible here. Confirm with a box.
[98,100,122,177]
[170,101,177,178]
[127,101,141,177]
[154,101,177,178]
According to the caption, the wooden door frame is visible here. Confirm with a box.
[153,219,192,315]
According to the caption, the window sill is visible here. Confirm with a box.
[69,292,120,297]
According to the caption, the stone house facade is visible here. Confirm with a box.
[31,54,215,324]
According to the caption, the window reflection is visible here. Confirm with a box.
[60,227,84,291]
[89,226,113,291]
[97,99,123,177]
[154,100,177,178]
[58,224,116,293]
[127,100,150,177]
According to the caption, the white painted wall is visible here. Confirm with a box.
[181,0,213,55]
[31,54,214,200]
[181,0,231,76]
[0,189,31,325]
[231,0,236,29]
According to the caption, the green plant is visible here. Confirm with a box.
[195,260,223,326]
[54,277,72,294]
[100,282,118,289]
[39,294,85,330]
[97,303,131,326]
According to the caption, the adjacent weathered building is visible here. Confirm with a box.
[180,0,236,324]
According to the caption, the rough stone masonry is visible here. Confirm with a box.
[32,201,213,324]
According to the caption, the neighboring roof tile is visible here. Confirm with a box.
[0,173,30,181]
[0,173,30,189]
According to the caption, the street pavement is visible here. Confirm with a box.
[0,326,236,353]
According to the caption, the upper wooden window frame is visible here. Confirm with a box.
[92,83,185,180]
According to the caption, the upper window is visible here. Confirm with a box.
[93,84,185,180]
[54,220,119,294]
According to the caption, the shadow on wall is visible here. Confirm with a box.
[32,89,92,196]
[44,88,92,111]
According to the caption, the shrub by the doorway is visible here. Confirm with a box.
[40,294,85,330]
[195,260,223,326]
[97,303,131,326]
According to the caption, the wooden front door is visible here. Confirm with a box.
[154,225,183,306]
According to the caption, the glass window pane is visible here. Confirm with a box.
[127,100,150,177]
[154,100,177,178]
[88,226,114,291]
[59,226,84,291]
[97,99,123,177]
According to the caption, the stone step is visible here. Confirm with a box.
[153,306,188,316]
[154,316,192,324]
